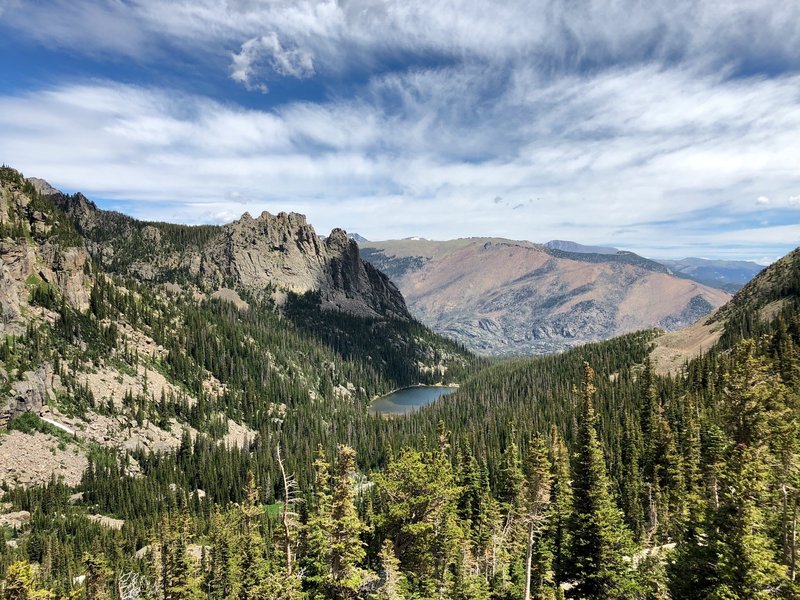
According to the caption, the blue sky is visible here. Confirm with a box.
[0,1,798,262]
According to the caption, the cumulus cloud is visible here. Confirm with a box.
[230,33,315,92]
[757,196,770,205]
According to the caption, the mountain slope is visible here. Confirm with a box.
[650,246,799,373]
[0,168,474,486]
[361,238,731,355]
[544,239,619,254]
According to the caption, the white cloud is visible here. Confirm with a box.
[754,256,777,266]
[757,196,770,205]
[231,33,315,93]
[0,62,799,260]
[789,195,800,205]
[4,1,800,79]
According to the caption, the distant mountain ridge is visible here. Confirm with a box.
[545,240,619,254]
[543,239,763,291]
[348,232,370,244]
[360,237,731,355]
[658,257,764,292]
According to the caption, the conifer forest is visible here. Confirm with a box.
[2,167,800,600]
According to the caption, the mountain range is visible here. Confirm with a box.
[542,239,764,291]
[360,238,733,355]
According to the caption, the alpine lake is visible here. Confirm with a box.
[369,385,458,416]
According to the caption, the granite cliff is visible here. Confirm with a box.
[36,183,408,320]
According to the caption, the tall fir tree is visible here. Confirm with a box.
[372,540,406,600]
[548,427,572,588]
[328,445,368,599]
[522,435,555,600]
[303,446,333,598]
[567,363,636,599]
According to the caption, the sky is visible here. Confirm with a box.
[0,1,798,263]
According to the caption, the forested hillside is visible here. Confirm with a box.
[2,164,800,599]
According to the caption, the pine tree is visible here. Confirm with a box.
[722,339,785,447]
[497,434,524,512]
[83,553,111,600]
[548,427,572,588]
[161,509,202,600]
[375,446,461,597]
[328,445,368,599]
[706,445,788,599]
[493,434,524,593]
[619,415,644,541]
[522,435,554,600]
[568,363,636,599]
[303,446,333,598]
[206,510,242,600]
[239,472,270,600]
[449,543,491,600]
[2,562,54,600]
[372,540,406,600]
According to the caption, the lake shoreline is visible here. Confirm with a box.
[369,381,461,403]
[369,383,460,417]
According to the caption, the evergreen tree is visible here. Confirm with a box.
[206,510,241,600]
[548,427,572,588]
[567,363,636,599]
[239,472,270,600]
[303,446,333,598]
[372,540,406,600]
[2,562,54,600]
[375,446,461,597]
[619,416,644,541]
[522,435,554,600]
[722,339,785,447]
[83,553,111,600]
[707,445,788,599]
[328,445,368,599]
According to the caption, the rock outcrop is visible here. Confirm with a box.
[39,182,408,320]
[0,177,91,338]
[1,365,54,426]
[205,212,408,318]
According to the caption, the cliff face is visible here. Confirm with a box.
[40,185,409,320]
[0,176,90,337]
[0,173,92,427]
[205,212,408,318]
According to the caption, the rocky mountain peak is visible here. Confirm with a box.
[214,212,407,319]
[27,177,61,197]
[31,178,409,320]
[325,227,353,251]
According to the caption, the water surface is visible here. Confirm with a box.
[370,385,458,416]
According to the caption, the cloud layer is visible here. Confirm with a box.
[5,0,800,76]
[0,1,798,261]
